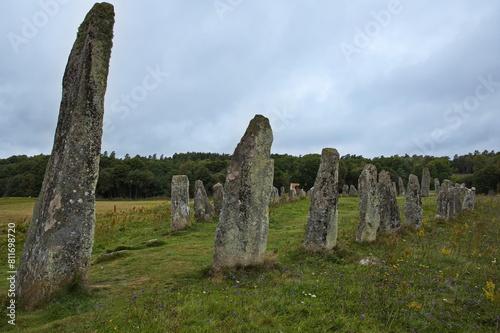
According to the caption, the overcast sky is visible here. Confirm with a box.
[1,1,499,159]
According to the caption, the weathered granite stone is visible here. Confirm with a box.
[269,186,280,205]
[356,164,380,242]
[280,186,286,203]
[404,174,422,228]
[212,115,274,269]
[462,187,476,211]
[349,185,358,196]
[16,3,114,310]
[434,178,440,197]
[342,184,349,196]
[436,179,452,219]
[378,171,401,233]
[421,167,430,197]
[171,175,190,231]
[304,148,339,251]
[454,183,465,216]
[194,180,214,221]
[213,183,223,216]
[398,177,406,196]
[300,189,307,198]
[308,187,315,197]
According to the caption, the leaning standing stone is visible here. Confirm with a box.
[349,185,358,196]
[304,148,340,251]
[212,115,274,269]
[194,180,214,221]
[404,174,423,228]
[171,175,191,231]
[421,167,431,197]
[213,183,223,216]
[378,171,401,233]
[16,3,115,310]
[356,164,380,242]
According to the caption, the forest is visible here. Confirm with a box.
[0,150,498,199]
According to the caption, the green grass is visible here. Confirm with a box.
[0,195,499,332]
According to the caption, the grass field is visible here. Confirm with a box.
[0,194,499,332]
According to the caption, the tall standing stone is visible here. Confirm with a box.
[454,183,465,216]
[378,171,401,233]
[404,174,422,228]
[421,167,430,197]
[436,179,452,219]
[434,178,441,196]
[194,180,214,221]
[16,3,115,310]
[356,164,380,242]
[213,183,223,216]
[398,177,406,196]
[304,148,339,251]
[171,175,190,231]
[212,115,274,269]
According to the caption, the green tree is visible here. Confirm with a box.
[473,165,499,194]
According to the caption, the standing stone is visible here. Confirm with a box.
[349,185,358,196]
[356,164,380,242]
[404,174,423,228]
[436,179,452,219]
[462,187,476,211]
[194,180,214,221]
[171,175,190,231]
[304,148,340,251]
[212,115,274,269]
[289,187,296,201]
[15,3,114,310]
[308,187,315,197]
[398,177,406,196]
[421,167,431,197]
[280,186,286,203]
[342,184,349,196]
[378,171,401,233]
[299,189,307,198]
[213,183,223,216]
[454,183,465,216]
[434,178,441,196]
[269,186,280,205]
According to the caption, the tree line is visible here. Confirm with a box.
[0,150,498,199]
